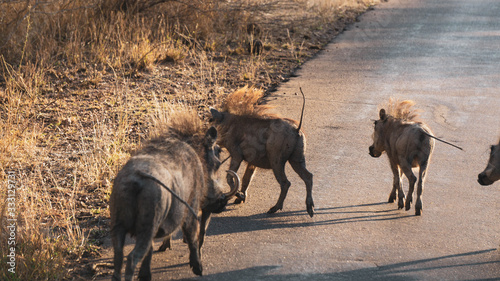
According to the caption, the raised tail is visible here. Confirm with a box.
[297,87,306,132]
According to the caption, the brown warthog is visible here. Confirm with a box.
[369,100,435,216]
[210,86,314,217]
[110,110,239,281]
[478,138,500,185]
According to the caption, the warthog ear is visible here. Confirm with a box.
[210,108,224,123]
[379,109,387,120]
[205,126,217,146]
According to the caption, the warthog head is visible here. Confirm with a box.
[369,108,388,158]
[478,139,500,186]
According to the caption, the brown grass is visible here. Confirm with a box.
[0,0,380,279]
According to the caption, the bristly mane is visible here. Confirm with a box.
[385,98,422,122]
[222,86,280,118]
[143,107,208,156]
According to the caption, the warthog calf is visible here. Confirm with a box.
[478,138,500,185]
[369,100,435,216]
[210,86,314,217]
[110,111,239,281]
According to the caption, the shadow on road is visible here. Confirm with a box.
[208,202,413,236]
[169,249,500,281]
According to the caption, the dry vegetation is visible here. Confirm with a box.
[0,0,379,279]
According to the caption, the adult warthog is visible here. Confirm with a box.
[210,86,314,217]
[110,111,239,281]
[369,100,435,216]
[478,138,500,185]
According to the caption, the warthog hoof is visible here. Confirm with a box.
[306,198,314,217]
[157,239,171,252]
[415,200,422,216]
[267,205,282,214]
[398,199,405,210]
[405,197,413,211]
[388,192,397,203]
[138,272,152,281]
[307,204,314,218]
[190,261,203,276]
[234,192,246,204]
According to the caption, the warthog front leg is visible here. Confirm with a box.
[157,236,172,252]
[389,162,404,209]
[234,164,257,204]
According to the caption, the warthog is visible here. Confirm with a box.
[110,110,239,281]
[478,138,500,185]
[369,100,435,216]
[210,86,314,217]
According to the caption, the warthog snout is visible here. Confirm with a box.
[478,172,494,186]
[369,145,381,158]
[205,170,240,213]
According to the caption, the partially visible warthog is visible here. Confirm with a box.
[478,138,500,185]
[369,100,435,216]
[110,111,239,281]
[210,86,314,217]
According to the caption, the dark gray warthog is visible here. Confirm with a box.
[478,139,500,185]
[210,86,314,217]
[369,100,435,216]
[110,126,239,281]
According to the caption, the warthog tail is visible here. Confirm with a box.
[135,170,200,220]
[422,132,463,151]
[297,87,306,132]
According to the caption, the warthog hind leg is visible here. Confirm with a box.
[401,164,417,213]
[183,218,202,276]
[138,247,153,281]
[125,236,153,281]
[390,164,404,209]
[234,164,256,204]
[111,224,127,281]
[290,159,314,217]
[268,163,291,214]
[414,161,428,216]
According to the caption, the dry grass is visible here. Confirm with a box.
[0,0,379,279]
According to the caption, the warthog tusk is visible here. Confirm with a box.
[224,170,240,198]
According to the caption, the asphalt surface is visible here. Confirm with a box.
[96,0,500,280]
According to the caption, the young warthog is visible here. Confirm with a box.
[478,138,500,185]
[369,100,435,216]
[110,110,239,281]
[210,86,314,217]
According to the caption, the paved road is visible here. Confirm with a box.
[96,0,500,280]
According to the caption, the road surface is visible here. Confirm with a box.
[96,0,500,280]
